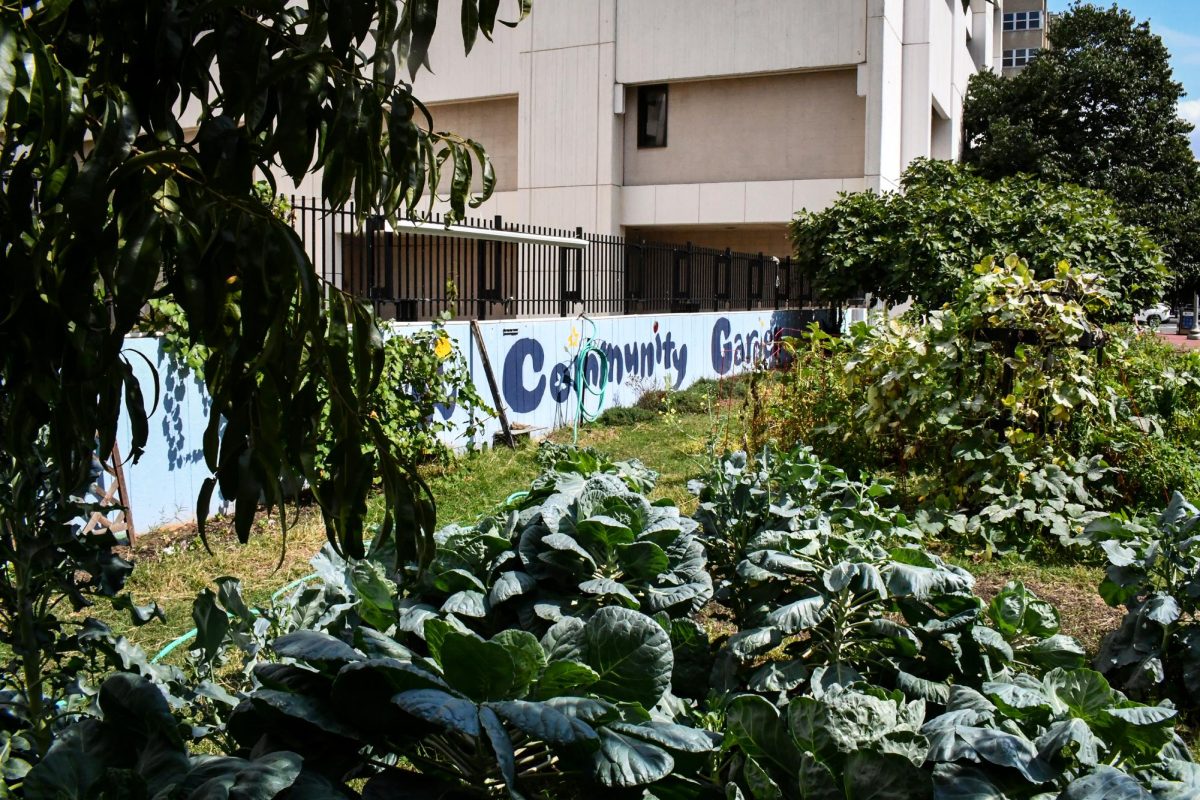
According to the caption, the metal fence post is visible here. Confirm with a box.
[575,226,584,314]
[365,215,382,314]
[776,256,789,310]
[476,234,489,320]
[494,215,504,314]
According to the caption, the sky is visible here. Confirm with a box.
[1047,1,1200,155]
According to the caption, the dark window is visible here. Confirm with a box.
[637,84,669,149]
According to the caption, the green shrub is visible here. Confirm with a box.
[314,323,492,476]
[598,404,658,426]
[768,323,877,467]
[791,158,1167,321]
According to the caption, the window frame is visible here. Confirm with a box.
[636,84,669,149]
[1003,11,1043,32]
[1002,47,1040,68]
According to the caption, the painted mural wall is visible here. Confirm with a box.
[112,309,802,532]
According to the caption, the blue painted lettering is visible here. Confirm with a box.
[501,338,546,413]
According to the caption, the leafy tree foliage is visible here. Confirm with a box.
[791,159,1165,319]
[0,0,522,755]
[962,2,1200,291]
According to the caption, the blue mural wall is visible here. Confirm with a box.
[113,336,233,533]
[114,309,802,531]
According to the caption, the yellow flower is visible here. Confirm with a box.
[434,336,453,360]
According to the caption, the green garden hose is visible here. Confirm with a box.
[572,315,609,444]
[150,572,322,663]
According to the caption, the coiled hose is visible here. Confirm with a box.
[572,315,609,444]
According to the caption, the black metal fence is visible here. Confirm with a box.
[289,196,831,323]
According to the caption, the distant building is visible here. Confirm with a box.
[1001,0,1048,76]
[389,0,1008,258]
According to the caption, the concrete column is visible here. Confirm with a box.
[862,0,905,192]
[900,0,932,170]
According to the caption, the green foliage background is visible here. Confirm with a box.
[962,2,1200,292]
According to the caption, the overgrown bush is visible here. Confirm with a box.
[768,324,874,467]
[770,256,1200,556]
[314,323,492,475]
[791,158,1167,320]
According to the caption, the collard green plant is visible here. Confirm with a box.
[515,473,712,624]
[924,669,1195,798]
[411,469,710,635]
[22,673,341,800]
[1086,493,1200,709]
[689,445,920,628]
[725,684,932,799]
[531,441,660,496]
[689,447,1085,701]
[221,606,716,797]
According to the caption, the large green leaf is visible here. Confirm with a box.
[726,694,801,773]
[531,659,600,699]
[843,750,930,800]
[180,753,304,800]
[491,629,546,697]
[1043,669,1116,722]
[1060,766,1151,799]
[273,630,363,665]
[22,723,114,800]
[954,726,1053,784]
[591,727,674,788]
[548,607,673,706]
[350,559,397,630]
[479,707,522,799]
[609,721,717,754]
[440,633,517,701]
[617,540,670,581]
[248,690,363,742]
[192,588,231,663]
[393,689,481,737]
[786,697,834,759]
[488,700,598,748]
[766,594,828,634]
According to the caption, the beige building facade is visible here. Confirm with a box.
[1001,0,1048,76]
[398,0,1010,257]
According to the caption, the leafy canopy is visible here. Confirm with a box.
[0,0,524,566]
[961,2,1200,291]
[791,159,1166,319]
[0,0,523,758]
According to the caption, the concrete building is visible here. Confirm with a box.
[1001,0,1048,76]
[401,0,1007,258]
